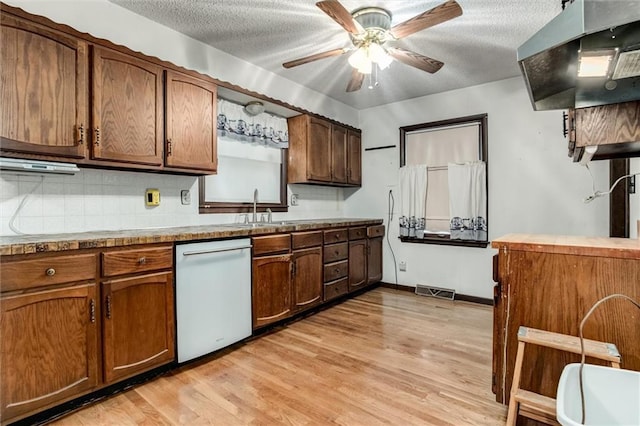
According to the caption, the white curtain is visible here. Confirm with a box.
[448,161,487,241]
[217,98,288,148]
[398,165,428,237]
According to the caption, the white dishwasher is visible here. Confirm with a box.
[175,238,252,363]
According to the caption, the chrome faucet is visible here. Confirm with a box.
[252,188,258,223]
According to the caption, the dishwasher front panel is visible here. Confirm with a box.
[175,238,252,363]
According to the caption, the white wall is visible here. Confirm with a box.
[345,77,610,299]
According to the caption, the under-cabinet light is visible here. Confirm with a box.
[577,49,617,77]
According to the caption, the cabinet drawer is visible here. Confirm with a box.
[323,228,348,244]
[102,246,173,277]
[324,260,348,282]
[253,234,291,256]
[292,231,323,249]
[349,227,367,240]
[323,242,348,263]
[1,254,97,292]
[367,225,385,238]
[324,278,348,302]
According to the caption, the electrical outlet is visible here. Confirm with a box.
[291,193,299,206]
[180,189,191,205]
[399,261,407,271]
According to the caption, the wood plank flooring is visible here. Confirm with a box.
[52,287,506,425]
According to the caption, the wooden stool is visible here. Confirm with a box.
[506,326,621,425]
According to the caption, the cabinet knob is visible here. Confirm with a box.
[139,257,146,265]
[335,250,339,256]
[45,268,56,276]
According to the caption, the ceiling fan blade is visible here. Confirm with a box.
[346,69,364,92]
[283,48,348,69]
[387,47,444,73]
[316,1,361,35]
[389,0,462,39]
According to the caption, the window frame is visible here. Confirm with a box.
[399,113,489,248]
[198,148,289,214]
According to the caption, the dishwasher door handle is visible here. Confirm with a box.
[181,245,252,256]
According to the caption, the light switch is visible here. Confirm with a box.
[145,188,160,206]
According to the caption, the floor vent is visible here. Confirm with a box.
[415,284,455,301]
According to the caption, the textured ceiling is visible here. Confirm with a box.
[109,0,562,110]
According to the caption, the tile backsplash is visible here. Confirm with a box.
[0,169,346,236]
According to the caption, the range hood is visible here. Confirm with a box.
[0,157,80,175]
[518,0,640,111]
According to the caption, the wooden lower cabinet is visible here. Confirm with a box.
[367,236,383,284]
[0,284,99,422]
[292,247,323,312]
[252,254,292,329]
[102,272,174,384]
[348,239,367,291]
[491,235,640,425]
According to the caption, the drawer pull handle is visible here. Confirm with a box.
[335,251,339,256]
[45,268,56,277]
[335,268,340,274]
[139,257,147,265]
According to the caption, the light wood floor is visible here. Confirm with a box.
[52,287,507,425]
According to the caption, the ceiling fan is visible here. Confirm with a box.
[282,0,463,92]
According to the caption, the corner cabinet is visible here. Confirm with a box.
[0,13,88,159]
[287,114,362,187]
[165,70,218,173]
[91,46,164,166]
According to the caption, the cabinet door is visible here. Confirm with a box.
[102,272,175,384]
[348,239,367,291]
[252,254,292,329]
[91,47,163,166]
[347,130,362,185]
[367,237,383,284]
[331,125,347,183]
[292,247,323,312]
[165,70,217,172]
[0,284,98,422]
[307,117,332,182]
[0,14,87,159]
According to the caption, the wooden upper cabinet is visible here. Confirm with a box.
[102,272,175,384]
[331,125,348,183]
[307,117,332,182]
[347,130,362,185]
[165,70,217,173]
[0,284,99,422]
[91,47,163,166]
[0,13,87,159]
[288,114,361,186]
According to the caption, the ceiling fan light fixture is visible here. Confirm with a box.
[369,43,392,69]
[348,47,372,73]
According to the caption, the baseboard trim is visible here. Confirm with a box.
[379,282,493,306]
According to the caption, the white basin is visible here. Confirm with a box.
[557,363,640,426]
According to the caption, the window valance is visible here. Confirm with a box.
[217,98,289,148]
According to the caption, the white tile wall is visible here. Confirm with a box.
[0,168,346,236]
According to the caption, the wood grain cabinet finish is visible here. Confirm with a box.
[165,70,217,173]
[323,242,348,264]
[347,130,362,185]
[491,235,640,419]
[0,13,87,159]
[101,272,175,384]
[252,254,292,329]
[292,247,323,312]
[0,283,98,423]
[367,238,383,284]
[331,124,348,183]
[348,239,367,291]
[288,114,361,187]
[91,46,163,166]
[101,246,173,277]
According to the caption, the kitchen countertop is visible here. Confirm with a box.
[0,218,384,255]
[492,233,640,259]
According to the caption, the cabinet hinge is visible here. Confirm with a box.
[89,299,95,323]
[94,127,100,145]
[106,295,112,319]
[77,124,84,145]
[167,139,173,156]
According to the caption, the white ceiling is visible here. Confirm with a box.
[109,0,562,110]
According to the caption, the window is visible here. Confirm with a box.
[399,114,488,248]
